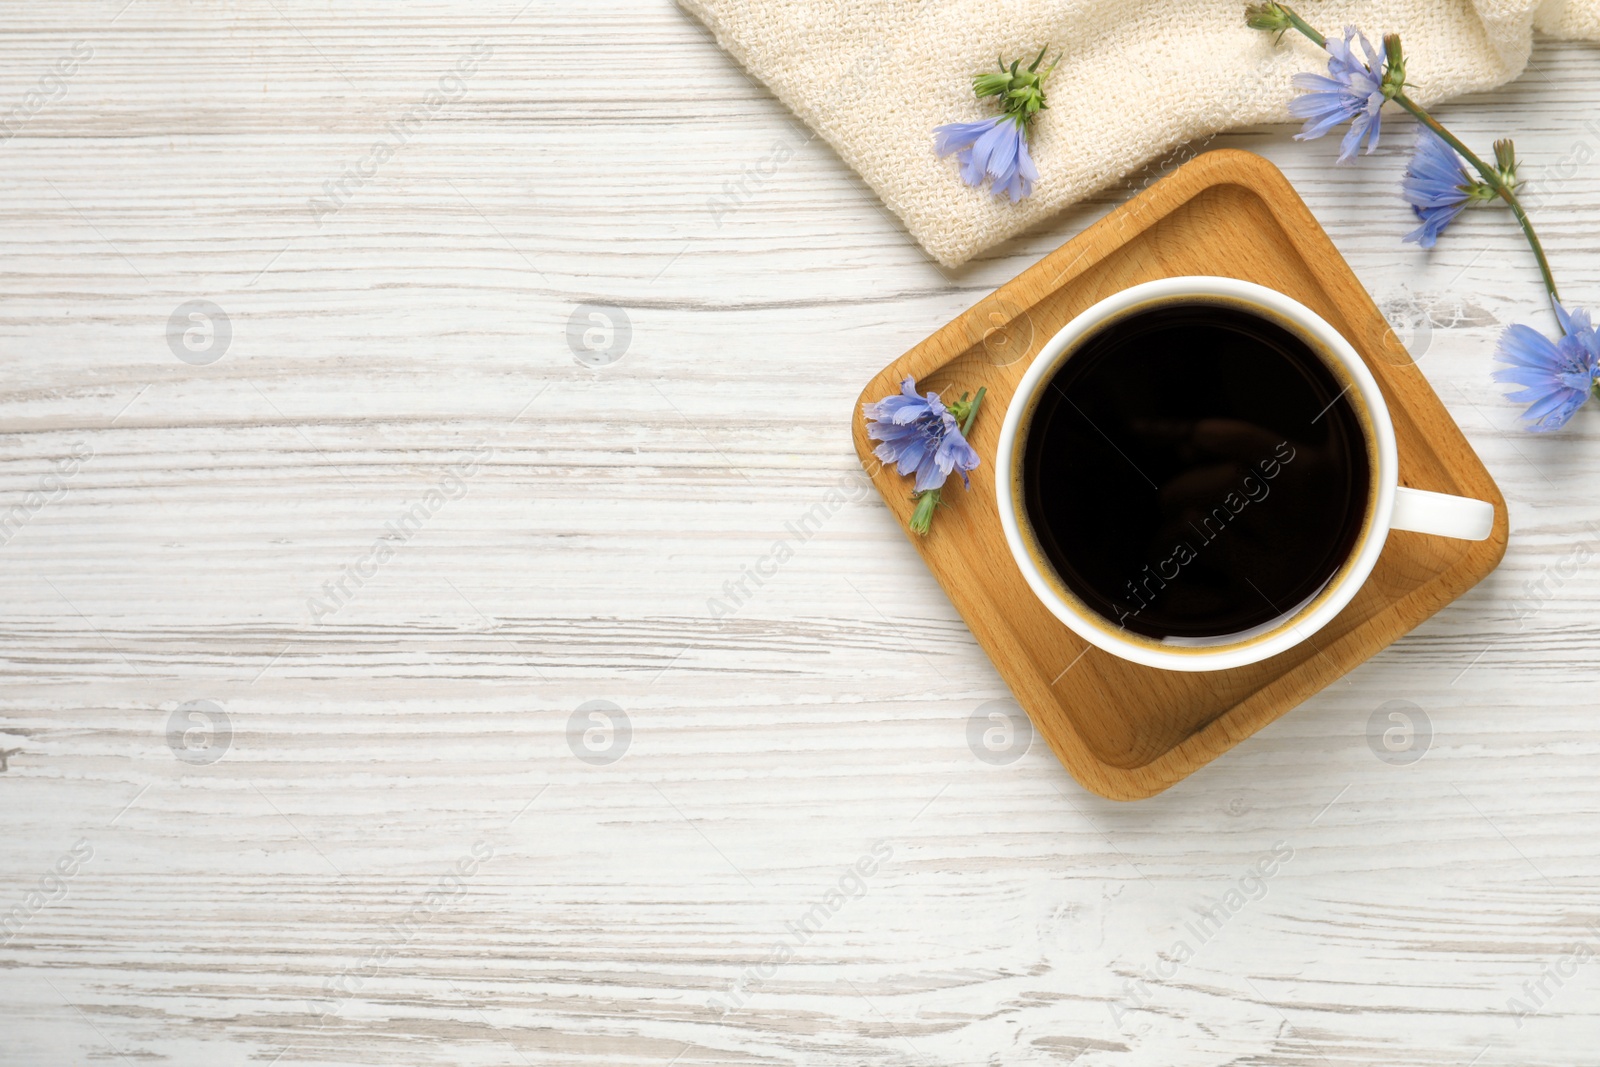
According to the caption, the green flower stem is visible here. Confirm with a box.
[1281,7,1325,47]
[960,386,987,434]
[1274,4,1562,309]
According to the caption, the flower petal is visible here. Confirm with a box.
[976,120,1019,182]
[1290,73,1346,94]
[912,452,947,492]
[894,435,930,479]
[933,118,999,158]
[1495,323,1562,369]
[1403,201,1466,247]
[937,428,980,475]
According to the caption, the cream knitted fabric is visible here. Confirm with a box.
[677,0,1600,267]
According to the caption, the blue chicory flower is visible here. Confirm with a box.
[1402,130,1476,247]
[1493,305,1600,431]
[1289,26,1387,163]
[863,377,981,492]
[933,116,1039,203]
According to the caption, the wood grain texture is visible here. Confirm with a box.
[1,2,1598,1065]
[852,150,1510,800]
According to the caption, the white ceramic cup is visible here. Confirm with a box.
[995,276,1495,673]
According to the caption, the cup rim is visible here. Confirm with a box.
[994,276,1399,673]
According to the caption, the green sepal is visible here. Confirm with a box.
[1244,3,1294,33]
[1381,34,1407,98]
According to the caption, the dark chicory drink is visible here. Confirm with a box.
[1021,299,1372,640]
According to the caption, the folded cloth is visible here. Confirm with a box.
[677,0,1600,267]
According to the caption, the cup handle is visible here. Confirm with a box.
[1391,486,1496,541]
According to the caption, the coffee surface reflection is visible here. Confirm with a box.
[1021,300,1371,640]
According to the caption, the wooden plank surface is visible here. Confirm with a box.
[1,2,1598,1064]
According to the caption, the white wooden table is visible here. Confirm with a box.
[3,3,1598,1064]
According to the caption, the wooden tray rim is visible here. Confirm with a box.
[851,149,1509,800]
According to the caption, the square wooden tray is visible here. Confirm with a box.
[852,149,1508,801]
